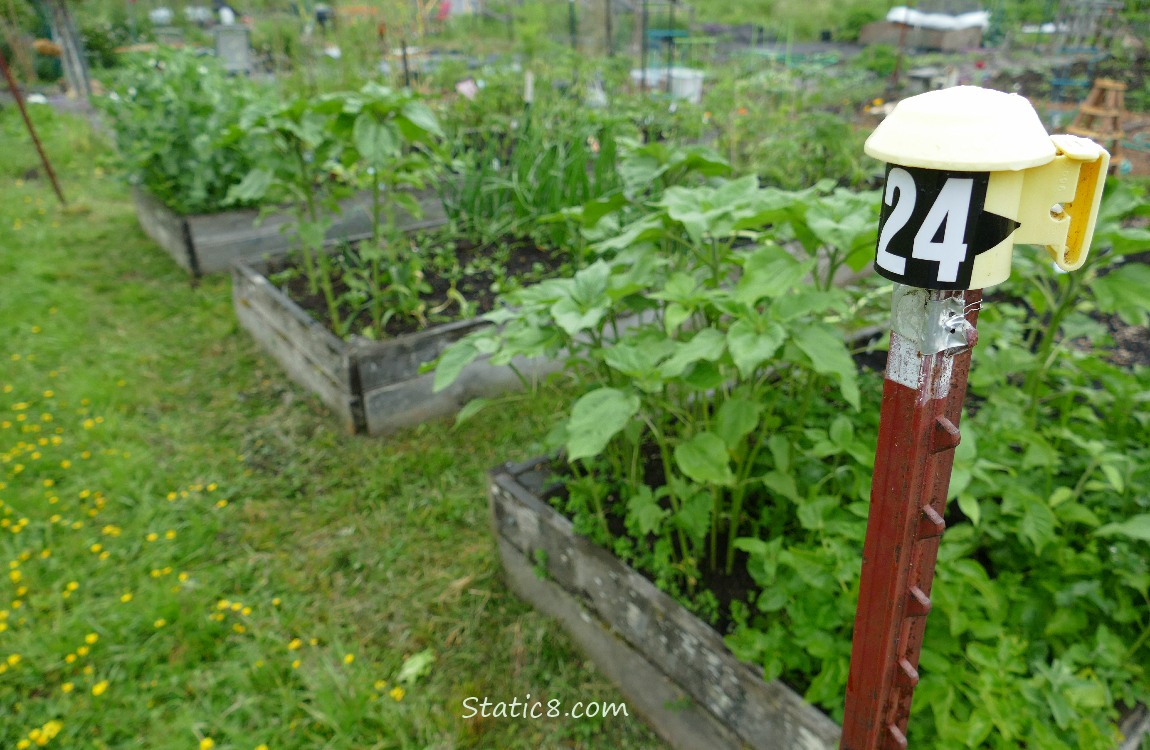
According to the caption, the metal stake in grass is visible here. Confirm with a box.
[0,48,67,206]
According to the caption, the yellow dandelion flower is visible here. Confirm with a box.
[200,738,215,750]
[291,659,301,669]
[230,602,241,612]
[81,451,91,459]
[7,653,20,666]
[82,665,93,675]
[120,592,132,603]
[389,686,405,701]
[165,530,176,540]
[17,739,29,749]
[272,598,281,607]
[99,551,109,561]
[85,633,98,645]
[217,600,230,610]
[92,680,108,696]
[177,572,188,582]
[255,745,269,750]
[166,491,177,501]
[287,638,302,651]
[65,581,78,591]
[77,646,90,657]
[343,654,354,665]
[39,549,49,558]
[241,606,251,616]
[8,570,20,583]
[60,460,70,469]
[61,682,74,693]
[154,619,166,628]
[65,654,76,664]
[145,533,158,542]
[214,499,228,508]
[207,483,218,491]
[309,638,318,646]
[232,624,246,634]
[374,680,387,690]
[90,544,102,554]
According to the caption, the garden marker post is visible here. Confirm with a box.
[840,87,1109,750]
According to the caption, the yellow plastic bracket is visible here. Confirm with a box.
[1015,134,1110,271]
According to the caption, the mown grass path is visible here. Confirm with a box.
[0,105,662,749]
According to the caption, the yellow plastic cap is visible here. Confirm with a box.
[865,86,1057,171]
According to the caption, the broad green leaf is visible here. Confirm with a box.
[674,432,735,486]
[225,168,273,205]
[1094,514,1150,542]
[735,246,810,305]
[453,397,494,427]
[626,486,668,537]
[660,328,726,378]
[353,114,399,167]
[550,296,606,336]
[761,470,799,502]
[1091,263,1150,326]
[713,398,762,451]
[433,341,479,392]
[672,488,713,542]
[828,415,853,448]
[792,323,860,409]
[399,100,444,139]
[565,388,640,461]
[957,493,981,526]
[1018,495,1058,553]
[396,649,435,684]
[664,302,693,335]
[727,319,786,378]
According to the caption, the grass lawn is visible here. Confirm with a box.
[0,104,663,749]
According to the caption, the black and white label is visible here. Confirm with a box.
[873,165,1020,290]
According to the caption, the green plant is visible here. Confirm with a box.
[229,84,446,339]
[99,48,270,214]
[436,163,1150,745]
[436,176,866,590]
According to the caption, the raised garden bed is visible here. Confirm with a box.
[232,257,554,436]
[134,187,446,275]
[488,457,843,750]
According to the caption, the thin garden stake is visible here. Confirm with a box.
[401,38,410,88]
[841,87,1109,749]
[0,47,66,205]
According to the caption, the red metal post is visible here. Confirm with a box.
[0,48,67,206]
[841,285,982,750]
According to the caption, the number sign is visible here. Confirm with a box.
[874,165,1021,290]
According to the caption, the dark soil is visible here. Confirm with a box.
[274,230,570,339]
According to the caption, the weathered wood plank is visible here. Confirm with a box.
[489,466,842,750]
[232,263,359,431]
[132,188,194,272]
[135,187,447,275]
[497,535,727,750]
[353,317,491,393]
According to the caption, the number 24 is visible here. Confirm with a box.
[876,168,973,283]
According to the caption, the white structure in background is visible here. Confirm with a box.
[148,7,174,25]
[884,6,991,31]
[859,5,990,51]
